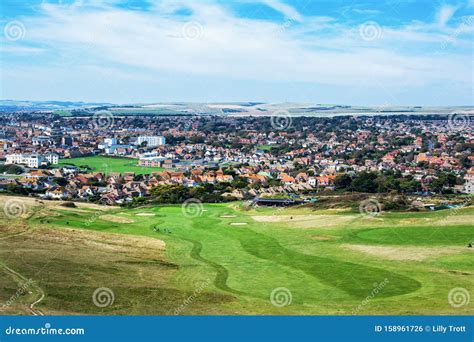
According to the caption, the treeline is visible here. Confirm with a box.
[334,170,461,194]
[125,183,238,207]
[0,164,24,174]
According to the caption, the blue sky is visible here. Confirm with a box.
[0,0,472,105]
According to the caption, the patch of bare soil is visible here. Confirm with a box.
[99,215,134,224]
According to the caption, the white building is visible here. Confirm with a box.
[462,180,474,194]
[32,136,54,146]
[45,153,59,164]
[104,138,118,146]
[98,138,118,149]
[5,153,59,168]
[137,136,166,147]
[5,153,24,165]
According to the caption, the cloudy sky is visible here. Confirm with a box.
[0,0,472,105]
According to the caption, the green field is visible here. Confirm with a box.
[0,196,472,315]
[59,156,164,174]
[256,144,278,151]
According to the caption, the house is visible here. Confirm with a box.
[316,175,336,187]
[45,186,69,200]
[77,185,97,199]
[216,174,233,183]
[461,180,474,194]
[308,177,317,187]
[280,174,295,185]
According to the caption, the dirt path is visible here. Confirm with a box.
[0,261,45,316]
[0,227,33,241]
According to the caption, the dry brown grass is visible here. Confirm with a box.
[99,214,135,224]
[0,195,114,214]
[342,244,471,261]
[0,223,171,315]
[251,214,356,229]
[29,227,165,255]
[310,235,336,241]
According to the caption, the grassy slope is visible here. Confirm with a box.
[10,201,470,315]
[58,156,164,175]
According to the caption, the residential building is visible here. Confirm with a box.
[137,136,166,147]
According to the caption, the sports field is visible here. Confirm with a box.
[59,156,164,174]
[0,196,472,315]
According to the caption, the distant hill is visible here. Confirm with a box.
[0,100,472,117]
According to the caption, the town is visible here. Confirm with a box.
[0,112,472,206]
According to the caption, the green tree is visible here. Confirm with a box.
[334,174,352,190]
[350,172,378,193]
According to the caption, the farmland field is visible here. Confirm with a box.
[59,156,164,174]
[0,195,472,315]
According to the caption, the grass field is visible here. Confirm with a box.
[59,156,164,174]
[0,196,472,315]
[256,144,279,151]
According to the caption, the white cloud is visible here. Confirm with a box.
[436,4,458,27]
[258,0,303,22]
[1,0,472,104]
[0,46,44,54]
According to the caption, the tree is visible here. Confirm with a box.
[350,172,378,193]
[460,155,472,169]
[231,177,249,189]
[334,174,352,190]
[6,183,28,195]
[56,177,68,186]
[150,185,190,203]
[0,164,24,175]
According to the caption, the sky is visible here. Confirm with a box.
[0,0,473,105]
